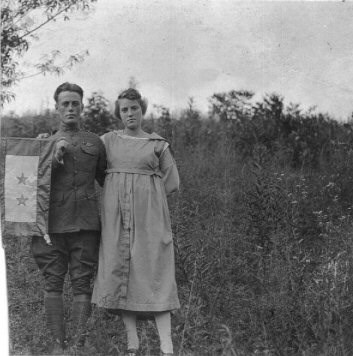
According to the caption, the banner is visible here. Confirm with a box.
[0,137,55,237]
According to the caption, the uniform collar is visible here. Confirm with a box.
[59,123,80,133]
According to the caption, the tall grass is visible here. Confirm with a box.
[4,92,353,355]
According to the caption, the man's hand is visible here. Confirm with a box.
[37,133,50,139]
[43,234,52,245]
[55,138,69,162]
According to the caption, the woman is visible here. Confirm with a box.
[92,88,180,356]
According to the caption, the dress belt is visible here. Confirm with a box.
[105,168,163,178]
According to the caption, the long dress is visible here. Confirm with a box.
[92,130,180,312]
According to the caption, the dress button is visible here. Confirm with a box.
[73,157,77,161]
[74,170,78,174]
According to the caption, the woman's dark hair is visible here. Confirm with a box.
[114,88,148,120]
[53,82,84,102]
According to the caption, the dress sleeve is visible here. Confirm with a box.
[159,143,179,195]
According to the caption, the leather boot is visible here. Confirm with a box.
[343,303,353,356]
[71,299,92,347]
[343,328,353,356]
[44,295,65,355]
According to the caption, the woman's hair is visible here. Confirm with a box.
[114,88,148,120]
[54,82,84,102]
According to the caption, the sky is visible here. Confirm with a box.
[4,0,353,120]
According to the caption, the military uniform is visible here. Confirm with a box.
[48,129,106,233]
[32,129,106,295]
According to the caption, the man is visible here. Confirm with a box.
[32,82,106,354]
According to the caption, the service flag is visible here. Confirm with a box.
[0,137,55,237]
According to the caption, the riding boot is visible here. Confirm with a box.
[44,295,65,355]
[71,299,92,347]
[343,303,353,356]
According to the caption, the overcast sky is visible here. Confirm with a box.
[4,0,353,120]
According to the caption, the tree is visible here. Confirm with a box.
[82,92,115,135]
[1,109,59,137]
[128,76,139,89]
[209,90,254,121]
[154,104,174,142]
[179,97,202,147]
[1,0,97,105]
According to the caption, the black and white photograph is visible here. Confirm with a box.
[2,1,353,355]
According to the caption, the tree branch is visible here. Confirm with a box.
[17,70,51,80]
[17,50,88,80]
[18,4,72,40]
[12,8,38,27]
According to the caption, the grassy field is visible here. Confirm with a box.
[5,144,353,356]
[4,235,234,356]
[5,93,353,355]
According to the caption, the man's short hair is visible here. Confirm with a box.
[54,82,84,102]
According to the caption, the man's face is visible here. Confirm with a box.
[55,91,83,126]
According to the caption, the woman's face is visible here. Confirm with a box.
[119,98,143,131]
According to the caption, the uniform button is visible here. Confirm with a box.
[73,186,77,191]
[74,170,78,174]
[73,157,77,161]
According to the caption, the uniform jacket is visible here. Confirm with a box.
[48,129,106,233]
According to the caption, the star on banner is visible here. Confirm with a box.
[16,194,29,206]
[17,173,28,184]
